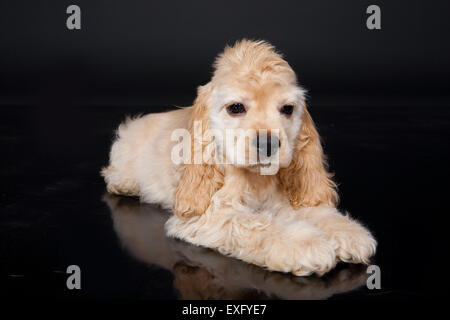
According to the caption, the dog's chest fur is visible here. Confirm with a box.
[217,167,287,215]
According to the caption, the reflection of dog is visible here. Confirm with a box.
[104,194,368,299]
[102,39,376,276]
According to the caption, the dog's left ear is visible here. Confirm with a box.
[279,104,338,208]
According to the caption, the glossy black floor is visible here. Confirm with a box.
[0,101,447,299]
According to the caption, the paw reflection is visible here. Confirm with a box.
[103,194,368,300]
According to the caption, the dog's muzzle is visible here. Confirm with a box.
[253,133,280,158]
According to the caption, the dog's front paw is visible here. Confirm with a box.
[331,220,377,264]
[265,222,337,276]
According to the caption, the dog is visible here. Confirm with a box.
[102,39,376,276]
[104,193,368,299]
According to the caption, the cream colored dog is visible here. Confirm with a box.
[102,39,376,276]
[104,194,368,299]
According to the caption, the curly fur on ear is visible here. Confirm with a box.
[174,83,224,218]
[279,106,338,209]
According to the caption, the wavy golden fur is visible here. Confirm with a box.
[103,39,376,276]
[279,108,339,209]
[174,83,224,218]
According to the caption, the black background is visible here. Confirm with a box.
[0,0,449,300]
[0,0,449,106]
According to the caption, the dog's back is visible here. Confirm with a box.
[102,107,191,207]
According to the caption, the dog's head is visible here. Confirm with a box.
[174,40,338,217]
[208,40,304,171]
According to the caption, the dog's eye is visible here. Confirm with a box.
[280,105,294,115]
[227,103,246,115]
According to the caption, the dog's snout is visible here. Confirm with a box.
[253,133,280,157]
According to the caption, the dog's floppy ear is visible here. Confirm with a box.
[279,105,338,208]
[174,83,224,218]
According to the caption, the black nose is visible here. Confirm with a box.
[253,134,280,157]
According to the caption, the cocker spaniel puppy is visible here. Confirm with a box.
[102,39,376,276]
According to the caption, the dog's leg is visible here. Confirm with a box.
[295,206,377,264]
[165,207,336,276]
[102,165,140,197]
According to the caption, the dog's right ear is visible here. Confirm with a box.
[174,83,224,218]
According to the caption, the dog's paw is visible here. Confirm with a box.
[264,223,337,276]
[330,220,377,264]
